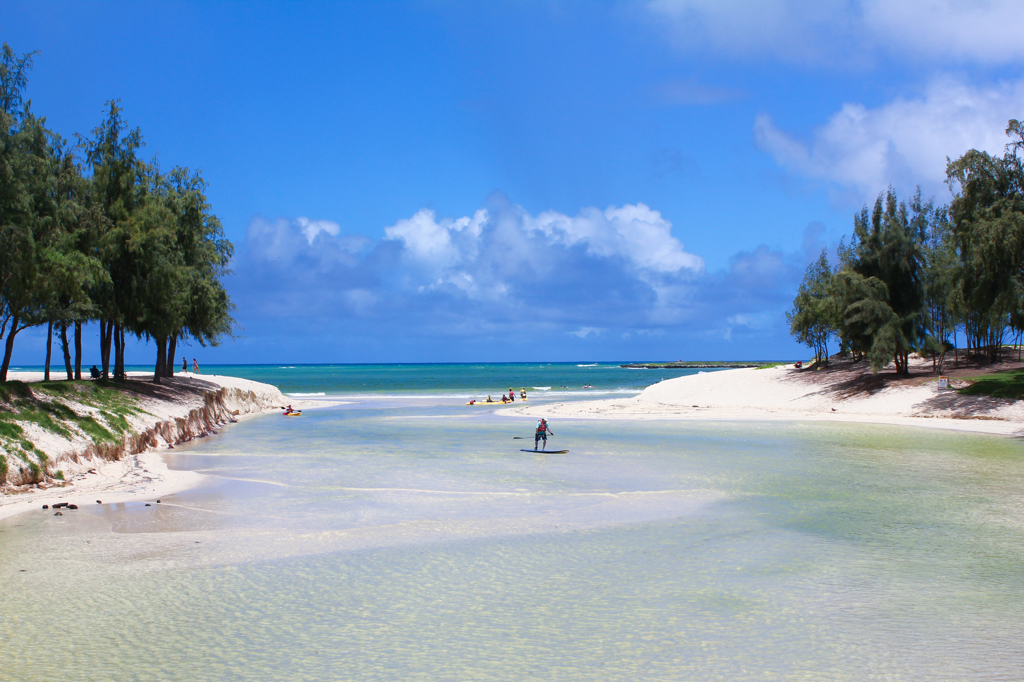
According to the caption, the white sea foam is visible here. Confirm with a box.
[286,392,327,396]
[577,364,597,367]
[533,386,552,391]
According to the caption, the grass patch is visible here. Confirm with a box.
[53,469,64,480]
[957,369,1024,400]
[100,410,131,435]
[0,381,33,402]
[75,415,116,444]
[0,379,141,456]
[38,381,76,394]
[0,420,24,439]
[756,362,787,370]
[0,405,72,438]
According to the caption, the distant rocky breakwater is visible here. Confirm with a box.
[0,376,286,491]
[620,363,764,369]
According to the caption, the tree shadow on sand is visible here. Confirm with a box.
[787,359,919,401]
[110,376,224,405]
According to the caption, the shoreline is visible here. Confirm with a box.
[507,360,1024,437]
[0,372,345,521]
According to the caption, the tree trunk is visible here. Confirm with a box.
[74,321,82,380]
[100,319,112,379]
[60,322,73,380]
[113,323,124,380]
[119,327,126,378]
[44,320,53,381]
[0,314,20,382]
[166,334,177,378]
[153,335,166,384]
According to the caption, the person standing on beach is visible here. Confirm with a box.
[182,357,187,373]
[193,358,200,374]
[535,418,553,451]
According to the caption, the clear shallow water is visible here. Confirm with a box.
[2,399,1024,680]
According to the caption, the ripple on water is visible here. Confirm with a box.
[1,414,1023,680]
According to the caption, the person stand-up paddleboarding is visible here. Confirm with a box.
[535,418,553,451]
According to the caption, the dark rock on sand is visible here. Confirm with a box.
[54,512,62,516]
[42,505,48,509]
[67,504,78,510]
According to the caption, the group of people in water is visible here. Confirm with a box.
[469,388,528,405]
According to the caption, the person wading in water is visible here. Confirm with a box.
[535,418,553,451]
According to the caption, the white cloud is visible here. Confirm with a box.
[530,203,704,275]
[296,217,340,245]
[754,77,1024,199]
[648,0,1024,66]
[238,196,711,333]
[863,0,1024,64]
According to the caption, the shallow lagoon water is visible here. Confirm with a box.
[2,399,1024,680]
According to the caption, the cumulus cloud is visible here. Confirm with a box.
[223,195,819,359]
[232,194,800,347]
[754,77,1024,200]
[648,0,1024,67]
[296,217,340,244]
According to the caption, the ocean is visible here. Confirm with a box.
[1,364,1023,680]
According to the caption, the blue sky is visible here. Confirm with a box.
[6,0,1024,364]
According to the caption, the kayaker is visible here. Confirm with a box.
[520,389,527,400]
[534,418,553,451]
[508,389,515,402]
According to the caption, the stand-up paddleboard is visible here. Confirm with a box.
[466,401,506,406]
[521,449,568,454]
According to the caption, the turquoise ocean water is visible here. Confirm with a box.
[12,361,712,398]
[2,364,1023,680]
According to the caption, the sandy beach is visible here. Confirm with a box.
[510,357,1024,437]
[0,372,344,521]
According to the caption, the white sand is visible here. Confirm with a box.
[0,372,346,521]
[509,363,1024,437]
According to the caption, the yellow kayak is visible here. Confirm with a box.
[284,411,302,417]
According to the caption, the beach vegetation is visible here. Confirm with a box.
[958,370,1024,401]
[790,118,1024,376]
[787,249,838,366]
[0,379,142,481]
[0,42,235,384]
[74,415,116,443]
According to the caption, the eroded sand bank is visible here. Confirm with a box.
[0,372,344,520]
